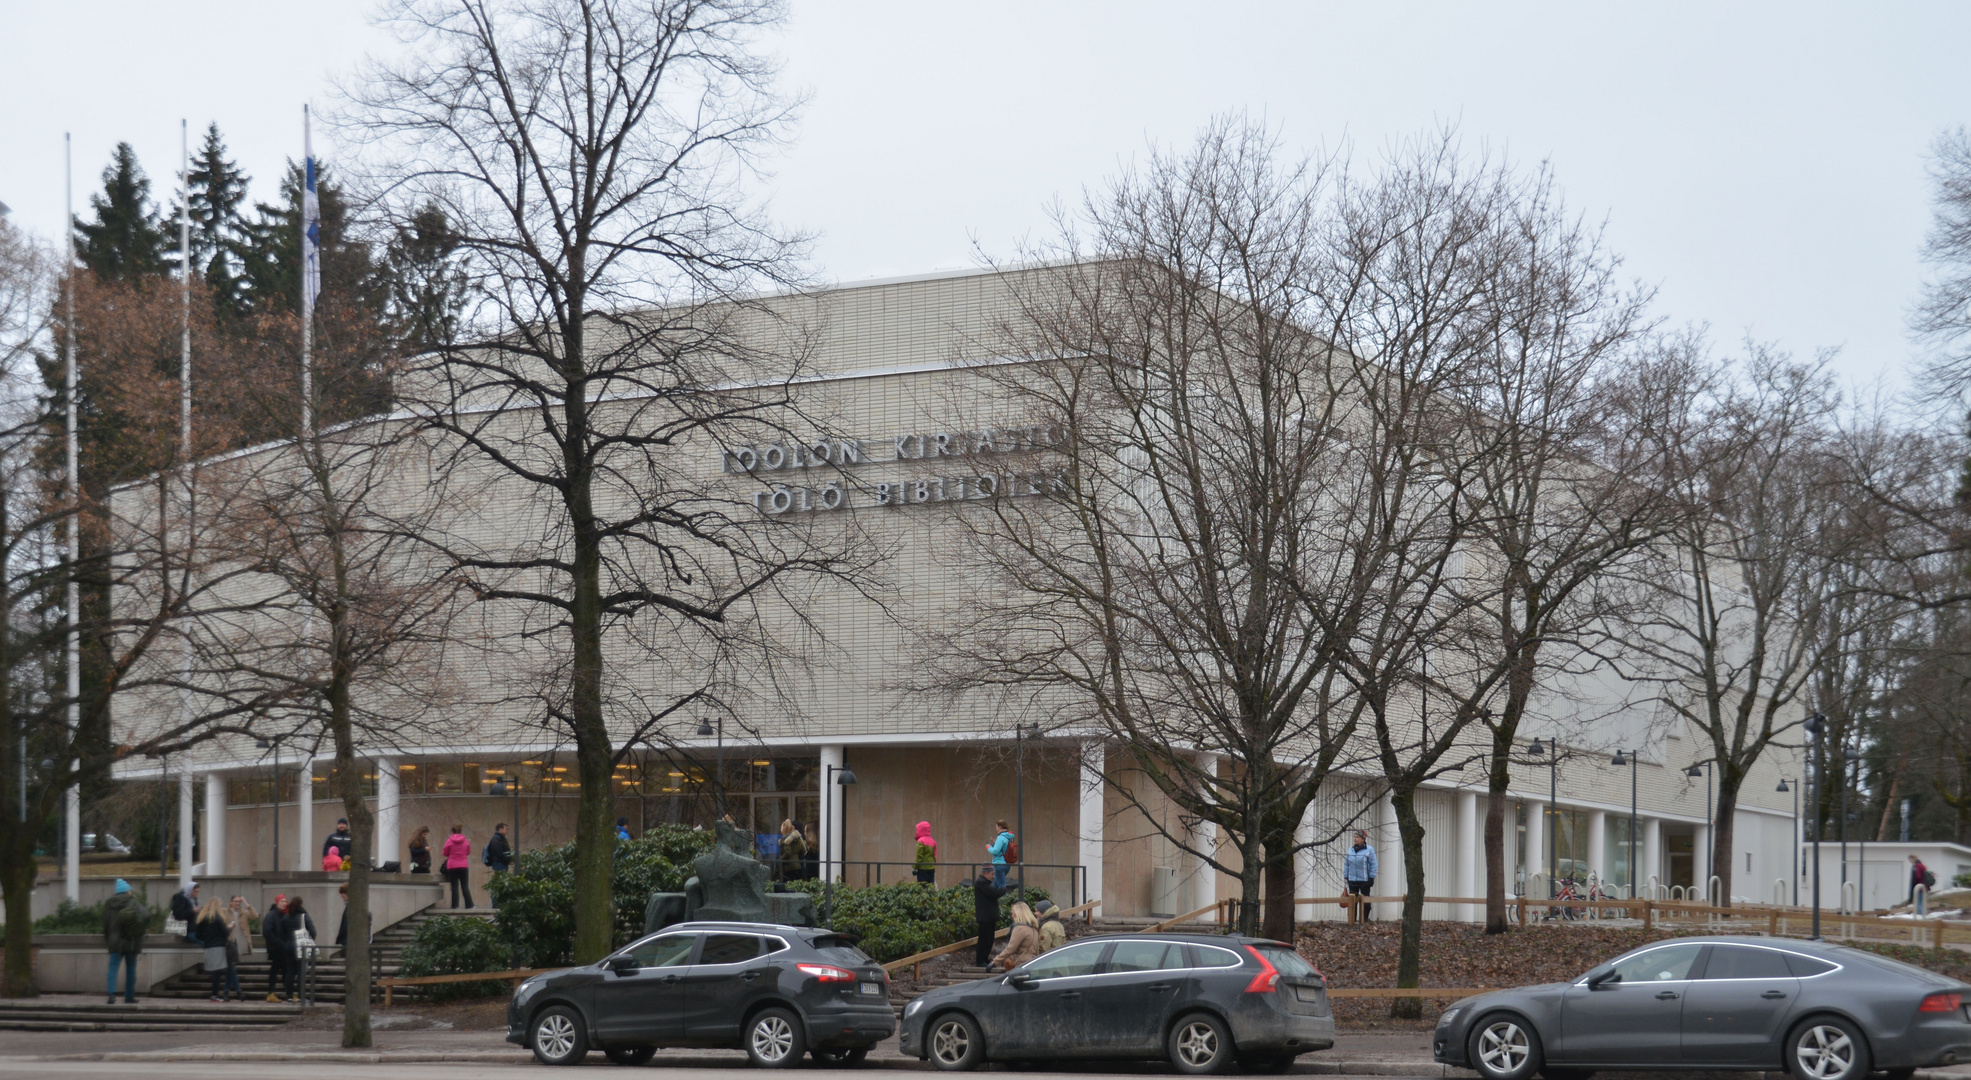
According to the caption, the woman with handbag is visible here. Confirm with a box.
[194,899,231,1002]
[440,824,474,908]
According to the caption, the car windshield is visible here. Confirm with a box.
[1255,944,1318,978]
[807,935,873,966]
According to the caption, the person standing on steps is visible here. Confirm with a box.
[261,895,291,1002]
[986,820,1016,889]
[272,896,316,1003]
[170,880,200,943]
[323,818,354,868]
[441,823,475,908]
[485,823,513,876]
[1034,898,1066,953]
[225,895,257,1002]
[913,821,938,885]
[1343,830,1378,922]
[968,869,1007,967]
[194,898,232,1003]
[101,878,147,1004]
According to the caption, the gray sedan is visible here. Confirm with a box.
[1432,935,1971,1080]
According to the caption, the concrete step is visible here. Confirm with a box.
[0,999,301,1032]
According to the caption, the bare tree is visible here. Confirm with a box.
[936,120,1385,939]
[1915,127,1971,400]
[339,0,879,961]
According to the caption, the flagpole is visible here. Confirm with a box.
[300,104,315,441]
[177,120,195,887]
[63,132,80,904]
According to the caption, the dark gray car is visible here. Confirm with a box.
[898,933,1333,1073]
[1432,935,1971,1080]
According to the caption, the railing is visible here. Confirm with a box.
[827,862,1086,908]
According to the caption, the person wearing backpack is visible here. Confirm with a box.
[484,822,513,876]
[986,820,1017,889]
[1912,854,1936,908]
[101,878,148,1004]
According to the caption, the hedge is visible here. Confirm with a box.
[484,825,716,968]
[396,915,513,1000]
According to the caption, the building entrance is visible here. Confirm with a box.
[1665,831,1695,891]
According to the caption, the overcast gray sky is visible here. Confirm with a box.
[2,2,1966,391]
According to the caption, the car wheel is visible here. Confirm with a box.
[1788,1016,1871,1080]
[927,1012,986,1072]
[1237,1052,1296,1074]
[604,1046,656,1066]
[812,1046,870,1066]
[1467,1013,1543,1080]
[1169,1012,1235,1075]
[530,1005,589,1066]
[744,1008,807,1069]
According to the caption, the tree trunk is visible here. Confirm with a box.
[328,648,373,1047]
[1711,777,1742,907]
[1235,838,1261,936]
[1261,820,1296,942]
[1875,762,1904,843]
[1390,786,1426,1020]
[1483,728,1512,934]
[1,838,36,997]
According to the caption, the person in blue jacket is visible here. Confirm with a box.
[1343,830,1378,921]
[986,820,1015,889]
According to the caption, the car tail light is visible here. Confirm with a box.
[798,964,857,982]
[1920,992,1962,1013]
[1244,946,1280,993]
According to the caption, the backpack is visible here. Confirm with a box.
[1925,868,1938,889]
[1005,833,1020,865]
[483,841,497,867]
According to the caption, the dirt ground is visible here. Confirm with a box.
[288,997,511,1032]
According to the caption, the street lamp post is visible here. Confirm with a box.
[1015,723,1040,901]
[823,762,857,928]
[697,718,725,820]
[1612,749,1638,898]
[1807,711,1825,938]
[490,775,520,855]
[1529,739,1558,899]
[1685,761,1712,896]
[1778,778,1798,905]
[255,735,281,873]
[1840,744,1859,911]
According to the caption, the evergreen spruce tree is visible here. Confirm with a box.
[382,203,470,353]
[184,124,251,317]
[73,143,167,282]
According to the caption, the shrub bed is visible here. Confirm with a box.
[396,915,514,1001]
[783,880,1049,963]
[485,825,715,968]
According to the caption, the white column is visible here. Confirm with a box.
[1588,809,1607,889]
[203,773,227,877]
[1642,818,1662,898]
[1524,798,1546,897]
[1378,793,1401,921]
[376,757,400,873]
[1455,789,1478,922]
[1192,752,1219,914]
[1076,740,1104,914]
[177,772,195,886]
[296,757,314,872]
[1294,799,1317,921]
[65,784,79,901]
[1694,822,1712,900]
[819,744,843,882]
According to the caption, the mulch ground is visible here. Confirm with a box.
[291,997,511,1031]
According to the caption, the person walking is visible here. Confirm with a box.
[986,820,1016,889]
[801,823,821,881]
[101,878,146,1004]
[997,901,1041,971]
[485,823,513,875]
[407,825,432,874]
[913,821,938,885]
[1911,854,1935,910]
[261,895,292,1001]
[224,896,257,1002]
[441,823,475,908]
[968,870,1007,967]
[776,819,806,882]
[1034,898,1066,953]
[194,898,231,1002]
[1343,830,1379,922]
[615,817,633,843]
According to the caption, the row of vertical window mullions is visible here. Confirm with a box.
[226,755,822,806]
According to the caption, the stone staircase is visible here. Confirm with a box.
[150,904,497,1005]
[0,997,302,1032]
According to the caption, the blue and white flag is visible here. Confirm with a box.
[301,109,321,313]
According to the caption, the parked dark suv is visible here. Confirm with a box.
[898,933,1333,1073]
[507,921,896,1067]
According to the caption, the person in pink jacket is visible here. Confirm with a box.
[440,824,475,908]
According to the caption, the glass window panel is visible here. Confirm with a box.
[1784,953,1837,977]
[1105,941,1174,973]
[623,933,696,968]
[699,934,761,965]
[426,763,465,793]
[1022,942,1104,979]
[1703,945,1791,980]
[774,758,819,793]
[397,763,425,795]
[1191,945,1245,969]
[1608,943,1704,984]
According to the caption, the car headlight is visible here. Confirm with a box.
[1438,1007,1460,1026]
[905,999,924,1018]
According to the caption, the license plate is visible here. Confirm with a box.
[1294,986,1324,1003]
[859,983,882,995]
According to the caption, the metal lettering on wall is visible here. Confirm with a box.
[719,426,1069,514]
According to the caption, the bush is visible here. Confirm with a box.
[397,915,514,1001]
[485,825,716,967]
[782,880,1049,963]
[34,894,167,935]
[1953,872,1971,890]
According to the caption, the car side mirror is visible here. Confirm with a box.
[1007,971,1031,988]
[1586,968,1618,990]
[603,955,638,973]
